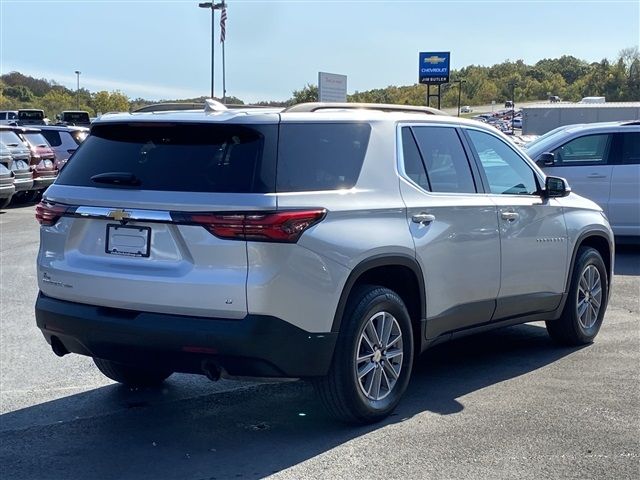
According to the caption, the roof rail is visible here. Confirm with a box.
[621,120,640,126]
[283,102,447,116]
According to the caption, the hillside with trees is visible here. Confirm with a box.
[1,48,638,117]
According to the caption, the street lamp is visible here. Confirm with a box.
[74,70,81,109]
[198,2,224,99]
[455,79,466,117]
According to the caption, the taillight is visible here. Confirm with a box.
[35,202,69,226]
[176,209,326,243]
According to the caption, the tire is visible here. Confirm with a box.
[0,196,11,210]
[546,247,608,346]
[314,285,414,424]
[93,358,172,387]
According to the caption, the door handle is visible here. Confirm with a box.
[500,211,519,221]
[587,173,607,179]
[412,213,436,224]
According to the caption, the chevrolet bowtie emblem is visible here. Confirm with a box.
[108,209,131,222]
[424,55,446,64]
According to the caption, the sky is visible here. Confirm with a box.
[1,0,638,102]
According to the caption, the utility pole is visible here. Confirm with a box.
[455,79,466,117]
[74,71,81,109]
[510,82,517,135]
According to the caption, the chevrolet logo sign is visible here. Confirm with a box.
[108,209,131,222]
[424,55,446,65]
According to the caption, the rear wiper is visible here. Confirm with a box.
[91,172,141,186]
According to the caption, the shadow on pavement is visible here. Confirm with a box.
[614,244,640,276]
[0,323,582,480]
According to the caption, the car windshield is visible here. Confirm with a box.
[24,132,50,147]
[524,126,570,152]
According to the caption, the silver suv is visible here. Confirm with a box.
[35,102,614,423]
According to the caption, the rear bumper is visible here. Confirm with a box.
[13,177,33,193]
[35,293,337,378]
[0,183,15,199]
[32,176,56,190]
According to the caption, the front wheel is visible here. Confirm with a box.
[546,247,608,345]
[314,285,414,424]
[93,358,172,387]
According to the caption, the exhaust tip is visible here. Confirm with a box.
[50,336,69,357]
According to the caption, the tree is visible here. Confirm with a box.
[290,84,318,104]
[92,90,130,114]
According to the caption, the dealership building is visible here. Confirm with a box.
[521,102,640,135]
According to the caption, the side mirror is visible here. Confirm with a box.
[544,176,571,198]
[536,152,555,168]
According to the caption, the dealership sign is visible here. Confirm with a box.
[318,72,347,102]
[419,52,450,84]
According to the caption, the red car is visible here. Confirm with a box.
[11,127,58,201]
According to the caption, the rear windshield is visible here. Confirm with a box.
[276,123,371,192]
[56,123,277,193]
[18,111,44,120]
[63,112,90,123]
[0,131,22,146]
[24,132,50,147]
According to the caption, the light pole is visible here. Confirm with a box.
[74,70,81,109]
[198,2,224,99]
[455,79,466,117]
[510,82,517,135]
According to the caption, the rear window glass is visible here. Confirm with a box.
[276,123,371,192]
[56,123,277,193]
[18,111,44,120]
[63,112,90,123]
[24,132,50,147]
[41,130,62,147]
[0,131,22,146]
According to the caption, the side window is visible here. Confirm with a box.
[277,123,371,192]
[552,134,610,165]
[619,132,640,165]
[0,113,6,120]
[41,130,62,147]
[401,127,430,190]
[411,126,476,194]
[467,129,538,195]
[8,112,17,120]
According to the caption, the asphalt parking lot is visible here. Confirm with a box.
[1,203,638,480]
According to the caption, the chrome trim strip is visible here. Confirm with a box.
[73,206,173,222]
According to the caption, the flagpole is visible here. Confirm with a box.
[221,1,227,104]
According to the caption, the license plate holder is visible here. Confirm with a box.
[105,224,151,258]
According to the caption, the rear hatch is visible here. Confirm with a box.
[18,110,46,126]
[38,120,280,318]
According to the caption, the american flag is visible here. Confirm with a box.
[220,3,227,43]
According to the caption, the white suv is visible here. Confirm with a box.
[35,102,614,423]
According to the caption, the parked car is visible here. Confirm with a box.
[460,106,473,113]
[12,127,58,200]
[0,146,16,209]
[56,110,91,127]
[0,110,19,125]
[504,100,514,108]
[549,95,561,103]
[39,125,89,168]
[525,121,640,238]
[17,109,47,126]
[35,101,613,424]
[512,118,523,129]
[0,129,34,201]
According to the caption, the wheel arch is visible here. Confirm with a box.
[568,231,613,292]
[331,254,426,342]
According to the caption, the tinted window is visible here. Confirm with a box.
[401,127,430,190]
[8,112,17,119]
[18,111,44,120]
[41,130,62,147]
[57,123,277,193]
[552,134,610,165]
[412,126,476,193]
[0,113,5,120]
[24,133,50,147]
[467,129,538,195]
[0,131,22,146]
[276,123,370,192]
[620,132,640,165]
[63,112,90,123]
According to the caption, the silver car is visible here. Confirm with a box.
[526,121,640,239]
[35,102,614,423]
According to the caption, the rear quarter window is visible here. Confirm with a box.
[276,123,371,192]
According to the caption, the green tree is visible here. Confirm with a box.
[92,90,130,114]
[290,84,318,104]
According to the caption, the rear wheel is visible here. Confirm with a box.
[0,196,11,209]
[93,358,172,387]
[546,247,608,345]
[314,285,414,424]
